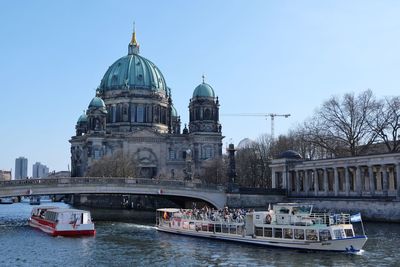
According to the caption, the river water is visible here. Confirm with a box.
[0,202,399,267]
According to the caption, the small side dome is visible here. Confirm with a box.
[171,105,178,117]
[193,82,215,98]
[77,114,88,123]
[279,150,302,159]
[88,97,105,108]
[237,138,254,149]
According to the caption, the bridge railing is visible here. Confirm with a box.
[0,177,226,192]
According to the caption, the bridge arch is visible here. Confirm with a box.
[0,178,227,209]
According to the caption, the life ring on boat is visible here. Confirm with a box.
[265,214,272,224]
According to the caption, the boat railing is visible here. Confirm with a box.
[170,209,246,224]
[308,213,351,226]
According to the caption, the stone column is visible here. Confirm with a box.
[314,169,319,196]
[295,170,300,194]
[323,168,328,195]
[287,171,292,192]
[356,166,363,196]
[304,170,309,195]
[396,163,400,199]
[344,166,350,196]
[334,167,339,196]
[382,165,389,197]
[272,171,277,189]
[282,169,287,189]
[368,165,375,196]
[389,166,395,191]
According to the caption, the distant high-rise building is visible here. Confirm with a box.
[32,162,49,178]
[15,157,28,179]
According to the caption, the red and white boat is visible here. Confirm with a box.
[29,206,96,237]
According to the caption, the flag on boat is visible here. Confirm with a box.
[350,213,362,222]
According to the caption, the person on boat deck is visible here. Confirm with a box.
[163,212,169,220]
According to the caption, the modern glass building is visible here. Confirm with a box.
[32,162,49,178]
[15,157,28,179]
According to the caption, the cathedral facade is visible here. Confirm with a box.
[70,28,223,179]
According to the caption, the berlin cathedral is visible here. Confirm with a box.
[70,27,223,179]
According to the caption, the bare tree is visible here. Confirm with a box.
[198,157,228,185]
[305,90,379,156]
[369,96,400,152]
[235,135,273,188]
[86,150,138,177]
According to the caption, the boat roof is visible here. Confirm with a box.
[32,206,59,211]
[275,203,312,206]
[157,208,180,213]
[47,208,91,213]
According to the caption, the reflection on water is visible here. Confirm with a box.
[0,203,399,266]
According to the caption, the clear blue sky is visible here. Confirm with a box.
[1,1,400,175]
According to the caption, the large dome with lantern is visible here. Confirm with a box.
[98,30,167,95]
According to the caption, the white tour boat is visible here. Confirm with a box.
[156,203,367,252]
[29,206,96,237]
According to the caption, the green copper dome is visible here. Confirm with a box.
[99,55,167,93]
[171,105,178,117]
[193,82,215,98]
[88,97,105,108]
[99,28,167,94]
[77,113,88,123]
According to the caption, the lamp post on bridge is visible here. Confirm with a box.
[227,143,238,192]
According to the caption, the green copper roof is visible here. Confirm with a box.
[77,114,88,123]
[88,97,105,108]
[171,105,178,117]
[193,82,215,98]
[99,54,167,93]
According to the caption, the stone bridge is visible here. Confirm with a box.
[0,177,228,209]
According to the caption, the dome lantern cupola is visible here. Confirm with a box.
[99,25,167,94]
[128,22,140,55]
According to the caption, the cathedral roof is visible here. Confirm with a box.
[99,27,167,94]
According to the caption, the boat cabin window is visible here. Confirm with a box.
[264,227,272,237]
[229,225,237,235]
[306,229,318,241]
[44,211,56,222]
[237,225,244,236]
[319,229,332,241]
[278,208,290,214]
[284,228,293,239]
[222,225,229,233]
[333,229,345,239]
[215,224,221,233]
[274,228,283,238]
[294,229,305,240]
[344,229,354,237]
[255,227,263,237]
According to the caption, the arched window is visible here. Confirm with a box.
[204,109,211,120]
[122,104,129,122]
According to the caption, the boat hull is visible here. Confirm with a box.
[156,226,367,252]
[29,217,96,237]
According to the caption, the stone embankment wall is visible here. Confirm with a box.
[290,198,400,222]
[227,193,286,209]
